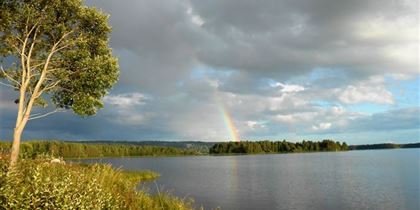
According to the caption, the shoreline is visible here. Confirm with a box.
[68,147,420,160]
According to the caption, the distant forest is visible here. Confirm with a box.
[209,140,348,154]
[349,142,420,150]
[0,141,199,158]
[72,140,214,154]
[0,140,417,158]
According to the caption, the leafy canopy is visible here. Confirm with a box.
[0,0,119,116]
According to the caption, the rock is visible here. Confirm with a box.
[50,158,64,164]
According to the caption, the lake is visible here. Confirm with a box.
[83,149,420,210]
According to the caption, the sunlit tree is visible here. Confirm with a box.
[0,0,119,166]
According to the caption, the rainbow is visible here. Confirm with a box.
[216,96,240,142]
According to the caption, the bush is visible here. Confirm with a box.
[0,155,194,210]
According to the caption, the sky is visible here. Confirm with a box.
[0,0,419,144]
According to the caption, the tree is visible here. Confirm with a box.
[0,0,119,166]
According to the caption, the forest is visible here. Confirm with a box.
[209,140,348,154]
[0,141,199,158]
[0,140,416,159]
[349,142,420,150]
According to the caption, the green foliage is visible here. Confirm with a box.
[209,140,349,154]
[0,156,194,210]
[0,141,200,158]
[85,141,214,154]
[0,0,119,115]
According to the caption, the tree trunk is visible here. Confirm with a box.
[10,127,23,167]
[10,113,28,167]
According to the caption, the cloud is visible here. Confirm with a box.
[187,7,205,26]
[104,93,147,108]
[192,0,418,79]
[245,121,265,130]
[103,92,149,125]
[0,0,418,143]
[336,76,394,104]
[86,0,418,94]
[273,82,305,93]
[347,107,420,132]
[312,122,332,131]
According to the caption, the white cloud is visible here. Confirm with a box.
[273,82,305,93]
[273,112,317,125]
[103,92,148,125]
[331,106,346,115]
[337,77,394,104]
[353,16,418,42]
[187,7,205,26]
[191,16,205,26]
[245,120,258,129]
[244,120,265,130]
[104,93,147,108]
[312,122,332,131]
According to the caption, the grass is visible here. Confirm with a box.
[121,170,160,182]
[0,154,195,210]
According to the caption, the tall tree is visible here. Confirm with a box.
[0,0,119,166]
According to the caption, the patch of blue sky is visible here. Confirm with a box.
[312,100,335,108]
[346,103,391,114]
[385,75,419,108]
[307,68,346,81]
[312,99,392,114]
[284,67,351,89]
[266,78,278,87]
[289,67,347,82]
[189,65,234,80]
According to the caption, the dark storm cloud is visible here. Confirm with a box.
[192,0,417,79]
[86,0,205,94]
[86,0,417,93]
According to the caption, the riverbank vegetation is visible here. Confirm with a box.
[210,140,348,154]
[75,140,215,154]
[0,141,199,159]
[0,155,194,210]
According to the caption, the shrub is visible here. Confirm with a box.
[0,156,194,210]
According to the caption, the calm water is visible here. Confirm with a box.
[83,149,420,210]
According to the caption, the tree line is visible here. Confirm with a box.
[349,142,420,150]
[209,140,348,154]
[0,141,199,158]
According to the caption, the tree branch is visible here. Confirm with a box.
[1,65,21,86]
[15,36,24,44]
[30,62,45,70]
[10,43,24,55]
[28,109,65,121]
[40,80,61,94]
[21,44,58,121]
[26,26,39,81]
[46,67,63,73]
[0,81,16,88]
[53,43,72,53]
[16,25,73,128]
[55,31,74,47]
